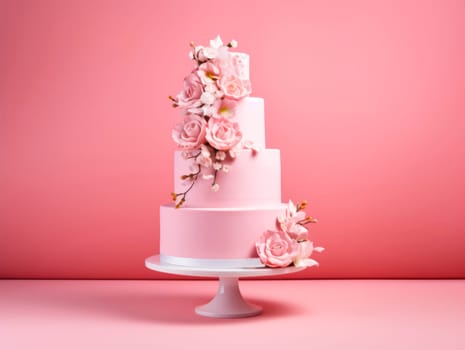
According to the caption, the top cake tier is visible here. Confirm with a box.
[228,52,249,81]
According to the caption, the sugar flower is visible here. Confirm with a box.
[210,35,223,49]
[213,98,238,119]
[218,74,252,100]
[206,117,243,151]
[172,115,207,150]
[174,72,203,110]
[277,200,308,241]
[256,230,299,268]
[196,153,212,168]
[293,241,325,268]
[200,91,216,105]
[215,151,226,161]
[257,200,323,268]
[198,61,221,84]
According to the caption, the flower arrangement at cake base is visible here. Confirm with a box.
[256,200,324,268]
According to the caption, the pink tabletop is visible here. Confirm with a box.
[1,279,464,349]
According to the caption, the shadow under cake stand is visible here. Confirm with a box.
[145,255,306,318]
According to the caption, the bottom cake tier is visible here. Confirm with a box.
[160,204,286,268]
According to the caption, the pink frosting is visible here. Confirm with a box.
[234,97,265,148]
[174,149,281,207]
[160,204,286,260]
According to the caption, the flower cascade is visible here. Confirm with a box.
[256,200,324,268]
[169,35,255,208]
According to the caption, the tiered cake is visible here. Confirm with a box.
[160,36,322,269]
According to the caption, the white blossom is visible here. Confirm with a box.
[196,154,212,168]
[229,147,238,158]
[222,165,230,173]
[293,258,319,268]
[211,183,220,192]
[202,105,215,116]
[215,151,226,161]
[200,144,211,158]
[202,47,217,59]
[213,162,222,170]
[242,140,261,153]
[200,92,216,105]
[193,46,204,61]
[210,35,223,49]
[204,83,218,94]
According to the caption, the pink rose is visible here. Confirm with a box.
[172,115,207,150]
[218,74,251,99]
[256,230,299,268]
[277,200,308,240]
[206,117,242,151]
[197,61,221,84]
[176,72,203,110]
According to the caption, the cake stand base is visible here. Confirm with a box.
[195,277,261,318]
[145,255,306,318]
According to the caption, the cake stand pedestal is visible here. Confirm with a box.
[145,255,306,318]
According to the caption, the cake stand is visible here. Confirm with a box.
[145,255,306,318]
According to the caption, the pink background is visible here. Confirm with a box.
[1,0,464,279]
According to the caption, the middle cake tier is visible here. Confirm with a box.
[174,149,281,207]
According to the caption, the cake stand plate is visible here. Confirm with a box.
[145,255,306,318]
